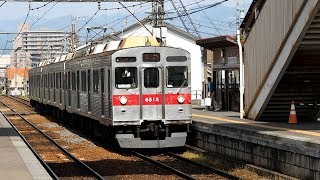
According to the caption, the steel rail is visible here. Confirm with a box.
[167,152,241,180]
[0,107,59,179]
[8,96,31,107]
[0,99,105,180]
[132,151,196,180]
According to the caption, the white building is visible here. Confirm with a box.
[105,20,204,99]
[12,23,71,68]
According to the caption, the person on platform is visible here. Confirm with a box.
[206,77,220,111]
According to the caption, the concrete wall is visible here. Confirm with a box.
[189,121,320,179]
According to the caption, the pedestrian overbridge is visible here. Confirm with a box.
[241,0,320,121]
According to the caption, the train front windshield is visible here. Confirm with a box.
[115,67,137,89]
[167,66,188,88]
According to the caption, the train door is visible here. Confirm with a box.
[141,67,163,120]
[87,69,91,112]
[101,68,105,117]
[59,72,62,104]
[68,72,71,107]
[77,71,80,109]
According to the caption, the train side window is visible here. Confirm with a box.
[115,67,137,89]
[77,71,80,91]
[46,74,49,88]
[93,70,100,93]
[54,73,56,88]
[56,73,60,89]
[72,72,76,91]
[81,71,86,92]
[144,68,159,88]
[166,66,188,88]
[51,73,54,88]
[68,72,71,90]
[88,70,91,92]
[53,73,55,88]
[59,72,62,89]
[49,74,52,88]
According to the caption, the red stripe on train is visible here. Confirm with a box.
[165,93,191,105]
[113,93,191,106]
[113,95,139,106]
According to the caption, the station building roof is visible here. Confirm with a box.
[196,35,237,50]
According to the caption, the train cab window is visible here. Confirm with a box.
[166,66,188,88]
[115,67,137,89]
[144,68,159,88]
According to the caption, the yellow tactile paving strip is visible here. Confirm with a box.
[193,114,320,138]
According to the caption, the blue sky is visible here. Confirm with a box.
[0,0,252,54]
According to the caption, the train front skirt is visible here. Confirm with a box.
[116,132,187,148]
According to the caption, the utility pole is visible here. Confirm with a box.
[151,0,164,27]
[71,16,83,52]
[236,0,245,28]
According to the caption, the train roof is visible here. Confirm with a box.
[38,36,161,67]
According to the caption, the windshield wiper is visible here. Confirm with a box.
[177,79,187,94]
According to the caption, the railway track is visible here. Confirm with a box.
[132,151,241,180]
[5,96,246,179]
[0,96,104,180]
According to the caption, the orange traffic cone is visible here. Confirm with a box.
[289,100,297,124]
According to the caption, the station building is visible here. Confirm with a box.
[241,0,320,121]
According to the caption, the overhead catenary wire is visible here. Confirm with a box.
[100,1,149,11]
[118,2,153,36]
[165,0,230,20]
[193,0,221,35]
[30,0,54,10]
[31,1,59,28]
[84,4,152,44]
[11,3,31,43]
[76,8,100,33]
[0,40,9,56]
[0,1,6,8]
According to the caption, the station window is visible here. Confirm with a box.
[115,67,137,89]
[166,66,188,88]
[144,68,159,88]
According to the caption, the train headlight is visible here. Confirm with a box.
[177,95,185,104]
[119,96,128,105]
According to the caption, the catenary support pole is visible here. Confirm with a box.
[237,29,244,119]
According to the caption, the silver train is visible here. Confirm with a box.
[29,39,192,148]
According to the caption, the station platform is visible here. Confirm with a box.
[0,113,52,179]
[190,105,320,179]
